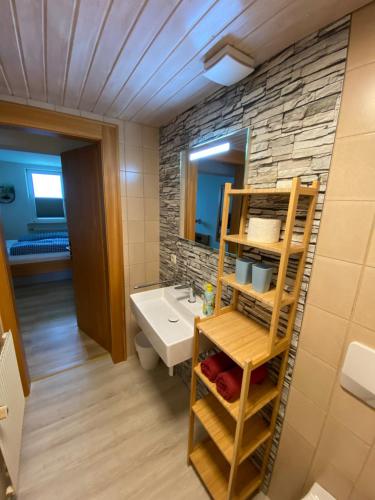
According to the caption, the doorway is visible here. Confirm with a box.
[0,101,126,395]
[0,130,109,380]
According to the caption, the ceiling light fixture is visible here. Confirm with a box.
[203,45,255,86]
[189,142,230,161]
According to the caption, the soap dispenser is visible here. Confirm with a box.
[202,283,215,316]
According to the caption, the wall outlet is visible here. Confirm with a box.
[170,254,177,265]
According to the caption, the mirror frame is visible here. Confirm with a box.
[179,127,250,251]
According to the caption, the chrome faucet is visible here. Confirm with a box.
[174,282,197,303]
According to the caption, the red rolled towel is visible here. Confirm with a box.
[250,364,268,385]
[216,365,268,402]
[201,351,235,382]
[216,366,243,402]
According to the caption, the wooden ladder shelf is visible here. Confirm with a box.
[187,177,319,499]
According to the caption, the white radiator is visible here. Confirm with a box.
[0,331,25,493]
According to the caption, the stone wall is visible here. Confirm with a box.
[159,16,350,491]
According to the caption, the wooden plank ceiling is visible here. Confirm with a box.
[0,0,370,126]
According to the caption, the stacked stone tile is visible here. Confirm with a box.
[159,16,350,491]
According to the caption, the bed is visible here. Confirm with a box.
[6,232,72,277]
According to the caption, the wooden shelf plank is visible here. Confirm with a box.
[228,186,318,196]
[195,365,279,421]
[220,273,294,308]
[193,394,271,464]
[197,311,270,367]
[190,439,261,500]
[223,234,304,254]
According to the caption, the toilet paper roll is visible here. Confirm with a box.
[247,217,281,243]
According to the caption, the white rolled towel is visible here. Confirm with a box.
[247,217,281,243]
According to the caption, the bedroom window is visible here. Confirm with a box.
[27,170,66,221]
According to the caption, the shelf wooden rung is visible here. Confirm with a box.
[195,365,279,421]
[228,186,317,196]
[193,394,271,464]
[190,439,261,500]
[220,273,294,308]
[196,310,270,368]
[223,234,304,255]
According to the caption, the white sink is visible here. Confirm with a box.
[130,285,203,367]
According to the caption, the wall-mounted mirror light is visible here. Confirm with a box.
[189,142,230,161]
[180,128,249,252]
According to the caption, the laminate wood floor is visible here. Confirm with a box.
[14,280,106,381]
[18,355,209,500]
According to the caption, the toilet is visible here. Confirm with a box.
[302,483,336,500]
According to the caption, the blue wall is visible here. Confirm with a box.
[0,153,63,240]
[195,172,234,250]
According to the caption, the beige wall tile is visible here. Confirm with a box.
[122,219,128,244]
[144,198,160,221]
[337,63,375,138]
[123,244,129,267]
[304,461,354,500]
[127,197,144,221]
[128,221,145,243]
[329,383,375,445]
[124,121,142,147]
[355,445,375,500]
[299,304,347,368]
[345,322,375,351]
[145,242,159,263]
[144,174,159,199]
[316,201,375,264]
[366,222,375,267]
[128,243,145,266]
[142,125,159,149]
[347,1,375,71]
[285,386,326,447]
[118,142,125,171]
[143,148,159,174]
[326,134,375,201]
[126,172,144,198]
[129,263,146,290]
[349,488,373,500]
[122,122,160,360]
[120,171,126,198]
[146,261,159,282]
[279,6,375,498]
[312,416,370,483]
[125,146,143,173]
[307,256,361,318]
[124,264,130,282]
[292,349,336,410]
[352,266,375,330]
[268,423,314,500]
[145,221,160,243]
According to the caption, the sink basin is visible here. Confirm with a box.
[130,286,203,367]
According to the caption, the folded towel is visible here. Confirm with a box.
[201,351,235,382]
[216,366,243,402]
[216,364,268,402]
[250,364,268,385]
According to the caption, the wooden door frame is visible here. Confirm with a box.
[0,101,126,395]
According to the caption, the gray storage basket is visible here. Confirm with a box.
[252,263,273,293]
[235,257,253,284]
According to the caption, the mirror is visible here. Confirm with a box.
[180,128,249,251]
